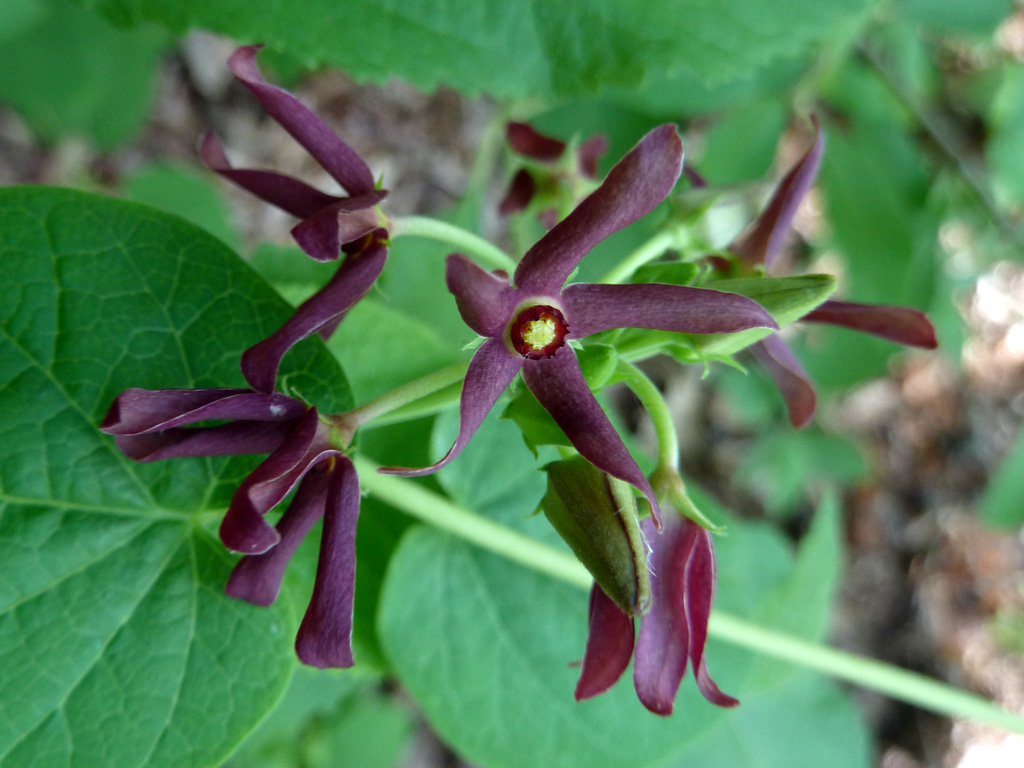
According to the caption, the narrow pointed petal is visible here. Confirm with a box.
[575,585,635,700]
[750,336,817,428]
[506,122,566,161]
[498,169,537,216]
[522,347,661,524]
[802,299,938,349]
[562,283,778,339]
[295,457,360,668]
[633,516,699,715]
[445,253,516,337]
[515,124,683,294]
[219,410,338,554]
[200,132,341,218]
[290,195,386,262]
[732,117,823,270]
[685,528,739,707]
[380,338,523,476]
[100,388,305,434]
[683,165,708,188]
[577,135,608,179]
[241,242,388,393]
[115,421,291,461]
[228,46,375,195]
[225,468,330,606]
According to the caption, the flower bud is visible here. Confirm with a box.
[541,456,651,615]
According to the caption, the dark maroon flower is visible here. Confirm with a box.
[382,125,778,522]
[201,45,390,394]
[101,387,361,669]
[575,514,738,714]
[700,118,937,427]
[499,121,608,218]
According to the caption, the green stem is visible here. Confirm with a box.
[391,215,517,273]
[356,463,1024,735]
[600,225,688,285]
[615,361,678,470]
[362,381,463,429]
[342,361,468,429]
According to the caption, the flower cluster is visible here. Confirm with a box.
[99,46,937,718]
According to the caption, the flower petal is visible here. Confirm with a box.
[750,335,817,428]
[445,253,517,337]
[685,527,739,707]
[219,410,337,554]
[379,337,523,476]
[575,585,635,701]
[100,388,305,434]
[115,421,291,461]
[506,122,566,161]
[295,456,361,668]
[514,124,683,294]
[731,117,823,270]
[200,132,341,218]
[241,241,388,393]
[577,135,608,179]
[228,45,376,195]
[802,299,938,349]
[225,467,330,606]
[633,516,699,715]
[498,169,537,216]
[522,346,661,524]
[290,195,387,262]
[562,283,778,338]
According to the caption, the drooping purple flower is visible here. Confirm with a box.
[575,514,738,714]
[382,125,778,523]
[201,45,390,394]
[697,118,937,427]
[101,387,361,669]
[499,121,608,219]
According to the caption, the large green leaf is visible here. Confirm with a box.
[80,0,865,99]
[0,187,353,768]
[0,0,165,148]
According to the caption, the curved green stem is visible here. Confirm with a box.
[356,462,1024,735]
[600,224,690,285]
[615,361,678,471]
[391,215,517,273]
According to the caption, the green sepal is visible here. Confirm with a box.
[575,342,620,388]
[540,457,651,616]
[501,388,571,456]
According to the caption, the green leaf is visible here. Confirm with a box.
[694,100,789,185]
[981,426,1024,528]
[0,0,165,148]
[502,387,573,455]
[897,0,1014,34]
[79,0,865,99]
[736,430,867,516]
[0,187,353,768]
[123,163,241,252]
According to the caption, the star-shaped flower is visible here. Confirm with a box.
[201,45,390,394]
[383,125,778,520]
[101,386,360,668]
[703,119,937,426]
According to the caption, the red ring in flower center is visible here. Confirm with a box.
[509,304,569,359]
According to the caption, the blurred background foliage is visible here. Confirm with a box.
[3,0,1024,765]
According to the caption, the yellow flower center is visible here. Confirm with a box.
[521,317,558,351]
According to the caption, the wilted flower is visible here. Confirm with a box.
[499,121,608,224]
[383,125,778,521]
[575,513,738,714]
[700,118,937,426]
[101,387,360,668]
[201,45,390,393]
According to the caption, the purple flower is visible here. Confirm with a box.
[575,514,738,714]
[382,125,778,522]
[699,118,937,427]
[499,121,608,222]
[201,45,390,393]
[101,387,361,668]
